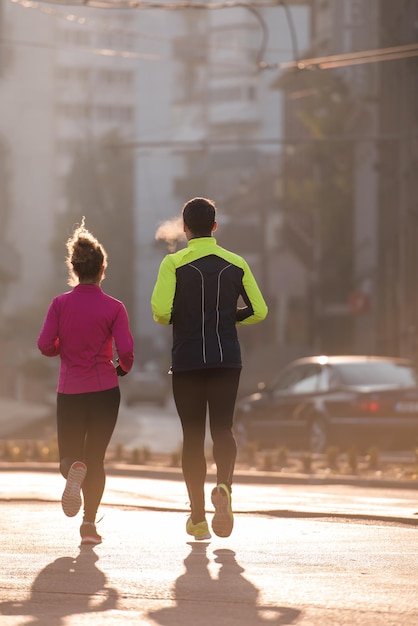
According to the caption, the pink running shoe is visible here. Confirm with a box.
[80,522,102,546]
[61,461,87,517]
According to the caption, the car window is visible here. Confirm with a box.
[317,366,330,391]
[291,364,322,393]
[326,366,341,390]
[273,366,305,392]
[273,364,322,394]
[334,361,417,387]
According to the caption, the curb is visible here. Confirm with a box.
[1,462,417,490]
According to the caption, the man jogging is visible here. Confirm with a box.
[151,197,268,540]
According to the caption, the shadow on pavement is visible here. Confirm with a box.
[0,546,118,625]
[148,542,301,626]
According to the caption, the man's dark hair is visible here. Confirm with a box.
[182,197,216,237]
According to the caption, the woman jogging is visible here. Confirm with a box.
[37,218,134,545]
[151,197,267,541]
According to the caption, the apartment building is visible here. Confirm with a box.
[0,0,310,374]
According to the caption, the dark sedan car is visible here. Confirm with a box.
[234,355,418,453]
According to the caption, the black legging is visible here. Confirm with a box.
[172,368,240,523]
[56,386,120,523]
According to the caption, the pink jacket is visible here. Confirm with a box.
[37,284,134,394]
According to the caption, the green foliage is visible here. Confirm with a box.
[114,443,125,462]
[281,68,355,332]
[0,140,13,238]
[130,448,142,465]
[0,439,59,462]
[0,140,19,296]
[276,445,289,468]
[325,445,340,471]
[130,446,152,465]
[300,452,312,473]
[262,452,274,472]
[366,446,380,471]
[170,448,182,467]
[51,130,135,317]
[347,447,359,474]
[242,441,259,466]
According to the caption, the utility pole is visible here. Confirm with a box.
[0,0,3,77]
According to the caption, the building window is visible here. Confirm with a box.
[57,29,90,47]
[96,69,134,87]
[55,66,91,83]
[209,84,257,104]
[56,103,91,119]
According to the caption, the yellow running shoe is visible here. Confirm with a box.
[211,483,234,537]
[186,517,211,541]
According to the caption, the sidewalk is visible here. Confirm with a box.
[1,462,417,525]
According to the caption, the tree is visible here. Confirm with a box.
[51,130,135,319]
[279,67,355,351]
[0,137,19,313]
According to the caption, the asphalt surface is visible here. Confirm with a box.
[1,461,418,522]
[2,399,418,624]
[0,464,418,625]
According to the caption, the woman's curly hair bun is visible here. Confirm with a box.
[66,217,108,286]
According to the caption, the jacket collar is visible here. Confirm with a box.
[187,237,217,248]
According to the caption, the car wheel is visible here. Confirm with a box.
[309,416,327,453]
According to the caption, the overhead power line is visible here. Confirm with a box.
[27,0,285,9]
[262,42,418,71]
[8,0,299,69]
[109,133,418,151]
[12,0,415,71]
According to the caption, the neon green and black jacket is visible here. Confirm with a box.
[151,237,268,372]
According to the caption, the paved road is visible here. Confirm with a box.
[1,399,418,624]
[0,469,417,625]
[1,468,418,524]
[113,400,183,454]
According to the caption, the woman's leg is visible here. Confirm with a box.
[56,392,87,478]
[172,371,208,523]
[82,387,120,523]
